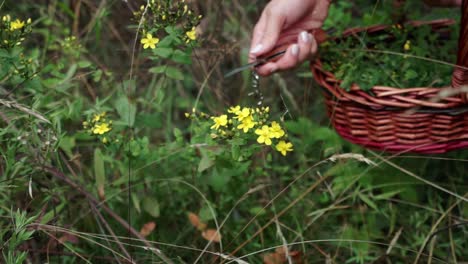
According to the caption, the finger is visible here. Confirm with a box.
[249,12,268,63]
[296,31,313,63]
[255,44,299,76]
[268,26,327,50]
[249,7,285,57]
[308,33,318,60]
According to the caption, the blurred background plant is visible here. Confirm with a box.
[0,0,466,263]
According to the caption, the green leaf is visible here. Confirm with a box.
[77,60,92,68]
[40,202,66,224]
[198,152,215,172]
[156,35,173,48]
[92,69,103,82]
[114,96,136,127]
[199,205,216,222]
[142,197,160,217]
[129,140,142,157]
[0,49,11,58]
[42,78,62,88]
[135,113,162,128]
[208,168,231,192]
[59,136,75,158]
[404,69,418,80]
[165,25,181,36]
[231,144,240,161]
[131,193,141,214]
[249,206,266,216]
[357,193,379,211]
[153,47,173,58]
[171,50,192,65]
[173,127,183,141]
[374,190,401,200]
[149,66,167,74]
[94,148,105,188]
[165,66,184,80]
[59,64,78,90]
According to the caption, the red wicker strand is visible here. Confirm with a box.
[451,0,468,102]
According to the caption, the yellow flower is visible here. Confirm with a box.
[2,15,11,22]
[211,115,228,130]
[269,121,285,138]
[186,27,197,41]
[228,105,241,114]
[235,107,250,121]
[237,115,256,133]
[10,19,25,31]
[92,123,112,135]
[183,5,188,14]
[141,33,159,49]
[92,112,106,122]
[404,40,411,51]
[276,140,293,156]
[255,125,274,145]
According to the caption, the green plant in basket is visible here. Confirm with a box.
[320,22,460,91]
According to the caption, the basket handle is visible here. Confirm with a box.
[451,0,468,102]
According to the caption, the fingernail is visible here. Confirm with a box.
[250,44,263,54]
[291,44,299,56]
[300,31,310,43]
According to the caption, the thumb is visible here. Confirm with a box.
[250,9,285,57]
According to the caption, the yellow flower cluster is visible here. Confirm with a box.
[1,15,32,49]
[135,0,201,50]
[83,112,113,143]
[205,106,293,156]
[2,15,30,31]
[10,19,25,30]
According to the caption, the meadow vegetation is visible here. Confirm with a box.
[0,0,467,263]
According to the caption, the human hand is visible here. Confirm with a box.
[249,0,330,76]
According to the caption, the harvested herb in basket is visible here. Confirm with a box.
[320,22,460,91]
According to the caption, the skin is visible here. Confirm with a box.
[249,0,462,76]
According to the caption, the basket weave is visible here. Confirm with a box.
[312,2,468,154]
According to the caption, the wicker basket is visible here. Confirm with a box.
[311,2,468,154]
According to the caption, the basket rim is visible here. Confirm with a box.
[313,19,468,110]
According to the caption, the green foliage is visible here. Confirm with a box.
[1,210,36,264]
[0,1,466,263]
